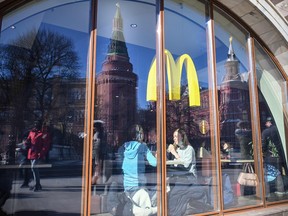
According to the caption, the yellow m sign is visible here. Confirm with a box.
[146,49,200,106]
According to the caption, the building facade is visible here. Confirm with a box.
[0,0,288,216]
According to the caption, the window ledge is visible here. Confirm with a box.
[227,204,288,215]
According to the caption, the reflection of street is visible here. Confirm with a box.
[3,177,83,215]
[1,160,83,216]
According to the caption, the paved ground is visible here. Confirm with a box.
[0,160,85,216]
[2,160,288,216]
[2,176,83,216]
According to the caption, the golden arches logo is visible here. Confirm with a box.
[146,49,200,106]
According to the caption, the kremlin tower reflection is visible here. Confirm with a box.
[96,4,137,146]
[95,4,252,151]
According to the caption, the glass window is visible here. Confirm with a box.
[214,6,262,209]
[1,0,288,215]
[93,0,157,215]
[164,0,217,215]
[0,0,91,214]
[255,40,288,203]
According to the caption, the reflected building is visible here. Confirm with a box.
[166,37,251,150]
[218,37,250,148]
[96,4,137,146]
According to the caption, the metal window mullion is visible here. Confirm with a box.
[247,36,266,206]
[82,0,97,215]
[155,0,167,215]
[207,1,223,212]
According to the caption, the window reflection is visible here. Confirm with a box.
[0,0,287,215]
[93,1,157,215]
[214,6,261,209]
[164,0,215,215]
[0,0,90,215]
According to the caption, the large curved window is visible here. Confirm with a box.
[164,0,218,215]
[0,0,91,215]
[0,0,288,216]
[93,0,157,215]
[214,6,263,210]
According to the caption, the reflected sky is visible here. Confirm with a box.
[0,0,249,108]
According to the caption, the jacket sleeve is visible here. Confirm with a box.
[146,147,157,167]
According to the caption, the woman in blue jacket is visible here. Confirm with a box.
[118,124,157,192]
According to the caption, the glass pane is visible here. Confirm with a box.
[214,6,262,209]
[93,0,157,215]
[0,0,91,215]
[164,0,216,215]
[255,41,288,202]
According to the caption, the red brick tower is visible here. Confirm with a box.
[219,37,250,144]
[96,4,137,147]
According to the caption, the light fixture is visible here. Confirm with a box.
[10,25,16,29]
[130,24,137,28]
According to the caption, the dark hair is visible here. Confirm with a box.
[34,120,42,130]
[174,128,190,147]
[128,124,144,142]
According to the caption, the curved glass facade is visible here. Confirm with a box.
[0,0,287,215]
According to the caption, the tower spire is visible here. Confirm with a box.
[107,3,129,57]
[227,36,236,61]
[113,3,123,32]
[223,36,240,82]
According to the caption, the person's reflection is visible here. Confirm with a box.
[235,121,252,159]
[25,120,50,192]
[262,117,287,197]
[262,117,285,164]
[17,133,31,188]
[92,120,107,184]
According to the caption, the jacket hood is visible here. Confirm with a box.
[123,141,141,159]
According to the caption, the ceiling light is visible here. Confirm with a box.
[130,24,137,28]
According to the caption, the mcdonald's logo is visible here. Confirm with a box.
[146,49,200,106]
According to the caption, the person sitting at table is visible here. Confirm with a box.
[167,129,211,216]
[220,140,234,160]
[117,124,157,215]
[167,128,197,178]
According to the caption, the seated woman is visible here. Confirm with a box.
[167,129,209,216]
[167,128,197,178]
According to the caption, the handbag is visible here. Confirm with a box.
[237,163,259,187]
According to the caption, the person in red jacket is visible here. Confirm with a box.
[25,120,50,192]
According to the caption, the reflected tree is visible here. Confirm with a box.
[137,102,156,141]
[0,28,80,140]
[166,85,199,142]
